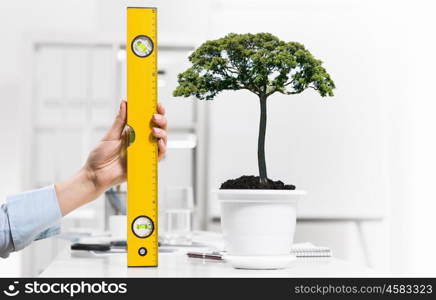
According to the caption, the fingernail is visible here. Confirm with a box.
[153,114,162,120]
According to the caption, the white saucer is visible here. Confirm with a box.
[223,254,296,270]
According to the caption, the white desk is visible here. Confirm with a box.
[40,232,375,277]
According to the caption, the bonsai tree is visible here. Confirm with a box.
[174,33,335,189]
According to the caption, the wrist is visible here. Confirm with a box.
[55,168,105,216]
[79,167,105,197]
[82,166,106,195]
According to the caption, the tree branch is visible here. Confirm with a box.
[266,89,277,97]
[283,78,296,87]
[227,67,239,74]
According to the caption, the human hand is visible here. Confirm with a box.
[85,100,167,191]
[55,100,167,216]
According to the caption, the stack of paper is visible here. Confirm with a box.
[290,243,332,257]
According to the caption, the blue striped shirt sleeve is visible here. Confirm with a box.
[0,185,61,258]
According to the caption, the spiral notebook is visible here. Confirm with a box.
[290,243,332,257]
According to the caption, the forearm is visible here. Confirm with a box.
[0,169,105,258]
[55,168,106,216]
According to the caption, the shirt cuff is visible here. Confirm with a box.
[6,185,62,251]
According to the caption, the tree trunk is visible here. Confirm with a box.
[258,95,268,184]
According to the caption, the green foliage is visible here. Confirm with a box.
[173,32,335,100]
[173,33,336,183]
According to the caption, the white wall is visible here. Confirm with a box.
[387,0,436,275]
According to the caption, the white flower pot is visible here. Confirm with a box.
[218,189,305,261]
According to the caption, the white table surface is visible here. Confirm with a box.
[40,232,375,278]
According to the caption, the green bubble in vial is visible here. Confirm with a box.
[137,41,147,52]
[129,130,135,144]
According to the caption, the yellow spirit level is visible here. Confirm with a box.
[127,7,158,267]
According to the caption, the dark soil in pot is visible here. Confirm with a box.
[220,175,296,190]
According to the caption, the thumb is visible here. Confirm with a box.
[103,101,127,140]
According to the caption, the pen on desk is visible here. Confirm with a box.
[187,251,223,260]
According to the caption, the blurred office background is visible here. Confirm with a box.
[1,0,435,276]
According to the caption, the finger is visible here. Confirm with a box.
[122,126,131,148]
[157,103,166,115]
[104,101,127,140]
[157,138,166,160]
[152,127,167,144]
[152,114,167,130]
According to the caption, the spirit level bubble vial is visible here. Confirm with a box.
[127,7,158,267]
